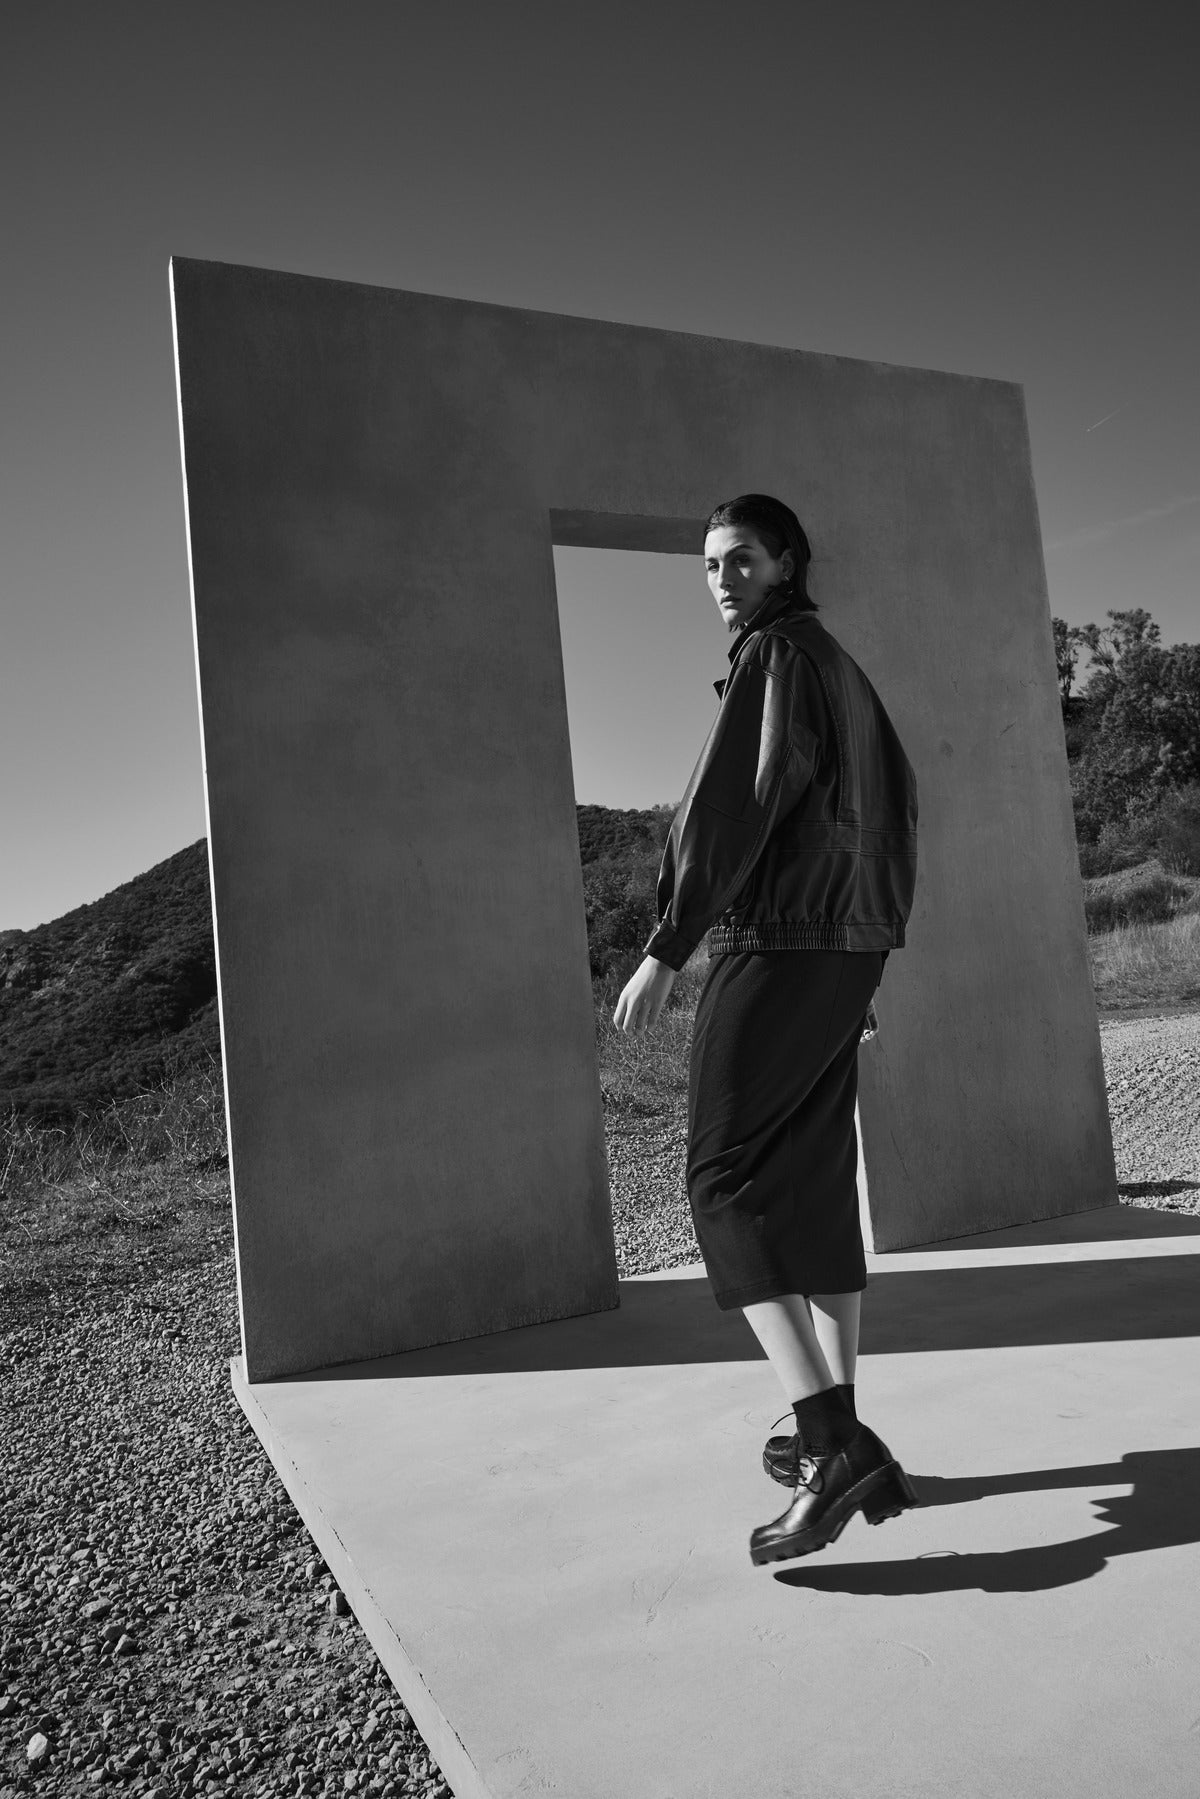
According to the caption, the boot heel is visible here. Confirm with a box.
[861,1463,919,1525]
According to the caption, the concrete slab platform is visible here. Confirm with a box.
[234,1206,1200,1799]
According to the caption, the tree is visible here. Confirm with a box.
[581,839,664,984]
[1072,632,1200,825]
[1051,617,1087,707]
[1077,608,1162,705]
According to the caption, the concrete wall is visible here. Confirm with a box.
[171,256,1115,1377]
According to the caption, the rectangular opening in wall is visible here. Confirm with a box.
[550,542,730,814]
[551,541,722,1276]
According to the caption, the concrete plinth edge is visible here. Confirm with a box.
[231,1361,487,1799]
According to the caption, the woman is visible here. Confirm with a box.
[613,493,920,1567]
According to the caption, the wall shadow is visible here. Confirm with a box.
[1119,1182,1199,1202]
[860,1255,1200,1353]
[890,1199,1200,1253]
[290,1248,1200,1383]
[776,1445,1200,1595]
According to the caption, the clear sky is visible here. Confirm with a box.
[3,2,1197,930]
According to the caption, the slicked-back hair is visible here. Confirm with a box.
[703,493,818,612]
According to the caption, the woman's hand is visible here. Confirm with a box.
[613,957,677,1036]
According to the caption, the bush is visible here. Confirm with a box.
[1076,782,1200,878]
[582,839,665,984]
[1082,859,1200,933]
[1155,783,1200,875]
[1077,817,1162,878]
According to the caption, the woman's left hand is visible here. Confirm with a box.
[613,957,677,1036]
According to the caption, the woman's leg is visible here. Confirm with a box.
[742,1294,835,1402]
[808,1290,861,1386]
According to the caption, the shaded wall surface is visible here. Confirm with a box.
[171,257,1114,1379]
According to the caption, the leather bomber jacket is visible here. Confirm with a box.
[641,588,919,972]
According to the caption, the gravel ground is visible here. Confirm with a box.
[1,1257,452,1799]
[3,1011,1196,1795]
[606,1102,694,1276]
[1098,1009,1200,1208]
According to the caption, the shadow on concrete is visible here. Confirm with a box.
[296,1242,1200,1382]
[860,1256,1200,1353]
[775,1446,1200,1594]
[895,1199,1200,1253]
[1118,1182,1199,1201]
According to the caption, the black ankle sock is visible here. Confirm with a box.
[837,1381,857,1421]
[791,1386,858,1458]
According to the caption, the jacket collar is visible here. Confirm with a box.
[713,588,814,698]
[726,586,810,667]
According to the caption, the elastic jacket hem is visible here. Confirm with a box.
[705,919,905,955]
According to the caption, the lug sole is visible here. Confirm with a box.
[749,1460,920,1566]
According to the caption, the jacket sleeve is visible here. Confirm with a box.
[641,638,820,970]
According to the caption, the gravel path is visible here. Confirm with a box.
[1098,1010,1200,1206]
[3,1011,1196,1794]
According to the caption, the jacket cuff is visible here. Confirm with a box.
[641,922,697,972]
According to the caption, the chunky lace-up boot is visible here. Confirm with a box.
[749,1423,919,1565]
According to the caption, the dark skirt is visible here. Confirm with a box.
[686,948,884,1309]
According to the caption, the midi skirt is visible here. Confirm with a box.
[686,948,885,1309]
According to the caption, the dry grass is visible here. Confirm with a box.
[592,954,707,1118]
[1,1052,227,1193]
[0,1053,232,1317]
[1089,910,1200,1012]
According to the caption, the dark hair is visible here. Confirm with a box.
[703,493,818,613]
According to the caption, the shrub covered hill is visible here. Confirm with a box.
[0,842,220,1124]
[0,805,676,1124]
[577,802,673,986]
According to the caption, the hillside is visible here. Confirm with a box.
[575,801,673,864]
[0,842,219,1123]
[0,806,678,1123]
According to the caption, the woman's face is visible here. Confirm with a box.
[704,524,795,632]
